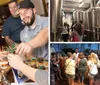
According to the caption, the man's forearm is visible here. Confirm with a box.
[5,36,14,46]
[28,27,48,49]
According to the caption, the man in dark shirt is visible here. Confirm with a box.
[2,0,24,46]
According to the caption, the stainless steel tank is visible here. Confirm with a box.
[79,11,83,21]
[50,0,63,41]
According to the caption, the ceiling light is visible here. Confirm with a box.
[97,0,100,4]
[79,2,84,7]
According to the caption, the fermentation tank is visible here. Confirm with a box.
[50,0,63,41]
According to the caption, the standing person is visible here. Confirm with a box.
[73,48,79,62]
[77,52,87,85]
[71,20,77,32]
[50,61,56,85]
[64,22,69,33]
[73,48,79,82]
[72,22,83,42]
[59,52,68,78]
[16,0,48,60]
[51,52,62,80]
[65,52,76,85]
[87,55,98,85]
[50,53,56,85]
[2,0,24,46]
[80,20,85,41]
[61,22,69,41]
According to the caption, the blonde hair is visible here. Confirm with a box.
[88,54,97,64]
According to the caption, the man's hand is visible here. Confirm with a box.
[0,51,8,60]
[16,42,33,55]
[5,36,14,46]
[8,54,25,70]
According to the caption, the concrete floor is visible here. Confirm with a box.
[56,78,100,85]
[56,68,100,85]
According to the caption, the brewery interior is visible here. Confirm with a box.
[50,0,100,42]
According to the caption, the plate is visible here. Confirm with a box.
[1,66,8,69]
[0,61,9,70]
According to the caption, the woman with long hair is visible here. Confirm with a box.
[87,55,98,85]
[71,22,83,42]
[77,52,87,85]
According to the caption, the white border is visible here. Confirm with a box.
[50,42,100,44]
[48,0,50,85]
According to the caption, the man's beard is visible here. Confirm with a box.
[23,11,35,26]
